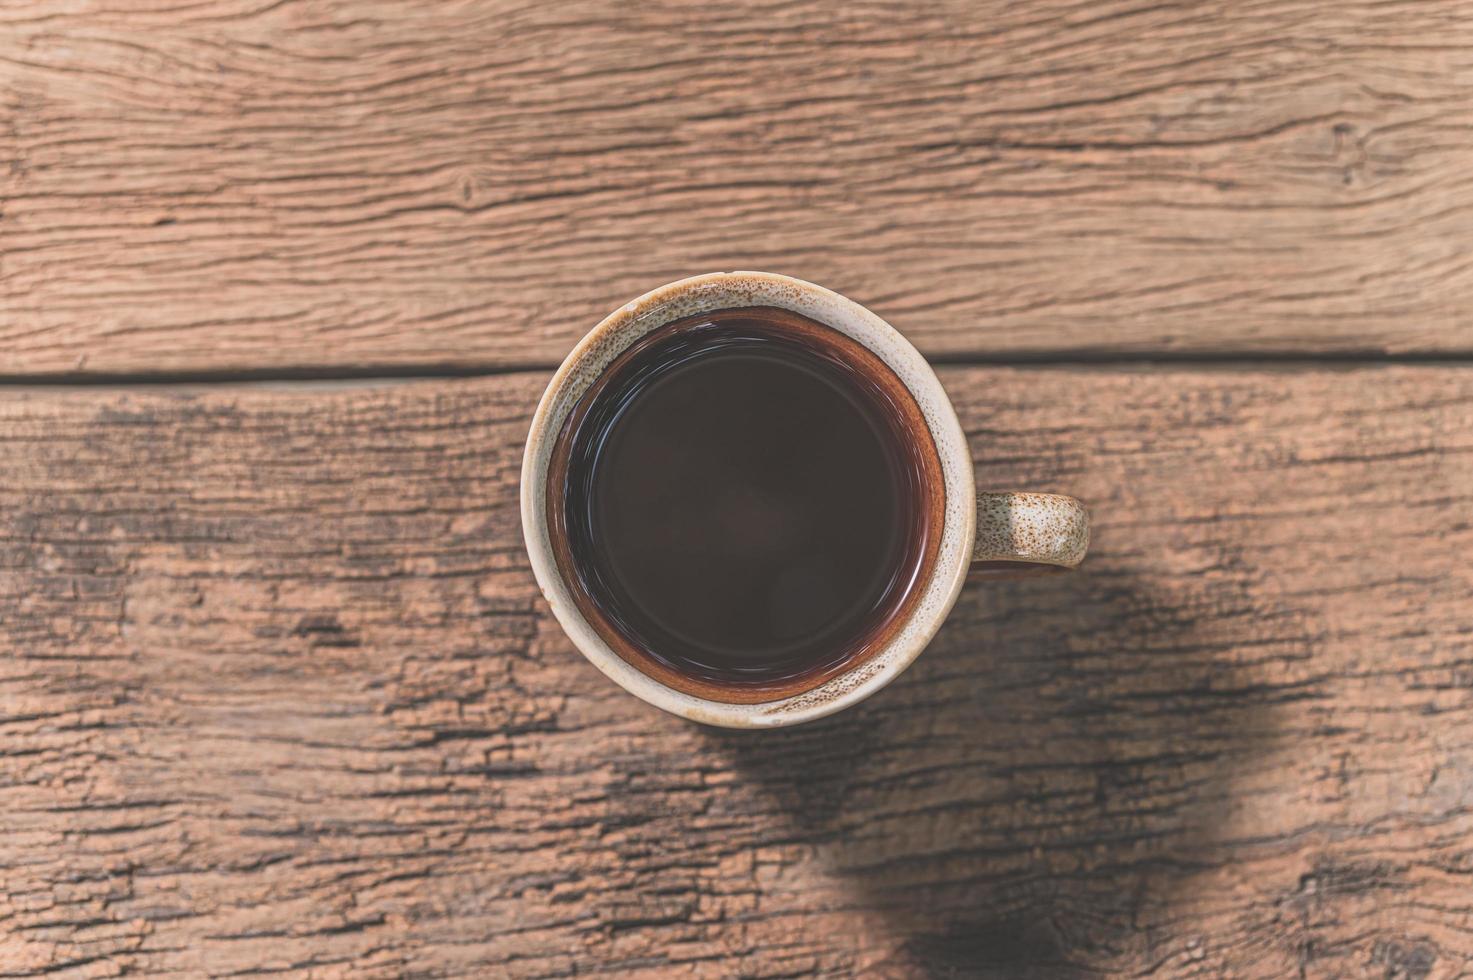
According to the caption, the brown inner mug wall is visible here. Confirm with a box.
[545,307,947,705]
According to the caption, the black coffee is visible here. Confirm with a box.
[550,307,937,695]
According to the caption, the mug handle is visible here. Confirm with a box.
[970,491,1090,580]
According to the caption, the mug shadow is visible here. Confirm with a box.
[704,562,1290,977]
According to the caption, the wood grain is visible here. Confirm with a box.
[4,0,1473,376]
[3,366,1471,977]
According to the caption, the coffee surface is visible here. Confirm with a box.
[554,307,931,690]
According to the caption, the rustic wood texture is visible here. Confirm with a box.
[6,1,1473,975]
[5,0,1473,375]
[3,367,1471,977]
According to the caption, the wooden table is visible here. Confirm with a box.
[4,3,1472,976]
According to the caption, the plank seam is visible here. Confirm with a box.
[1,350,1472,387]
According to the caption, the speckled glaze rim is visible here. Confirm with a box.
[521,272,975,729]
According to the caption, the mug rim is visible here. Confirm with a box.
[520,271,976,728]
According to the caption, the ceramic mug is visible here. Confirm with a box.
[521,272,1088,728]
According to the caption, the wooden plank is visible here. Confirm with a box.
[3,1,1473,376]
[2,367,1471,977]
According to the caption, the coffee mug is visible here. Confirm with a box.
[521,272,1088,728]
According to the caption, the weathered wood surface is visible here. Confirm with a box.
[4,0,1473,376]
[3,367,1471,977]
